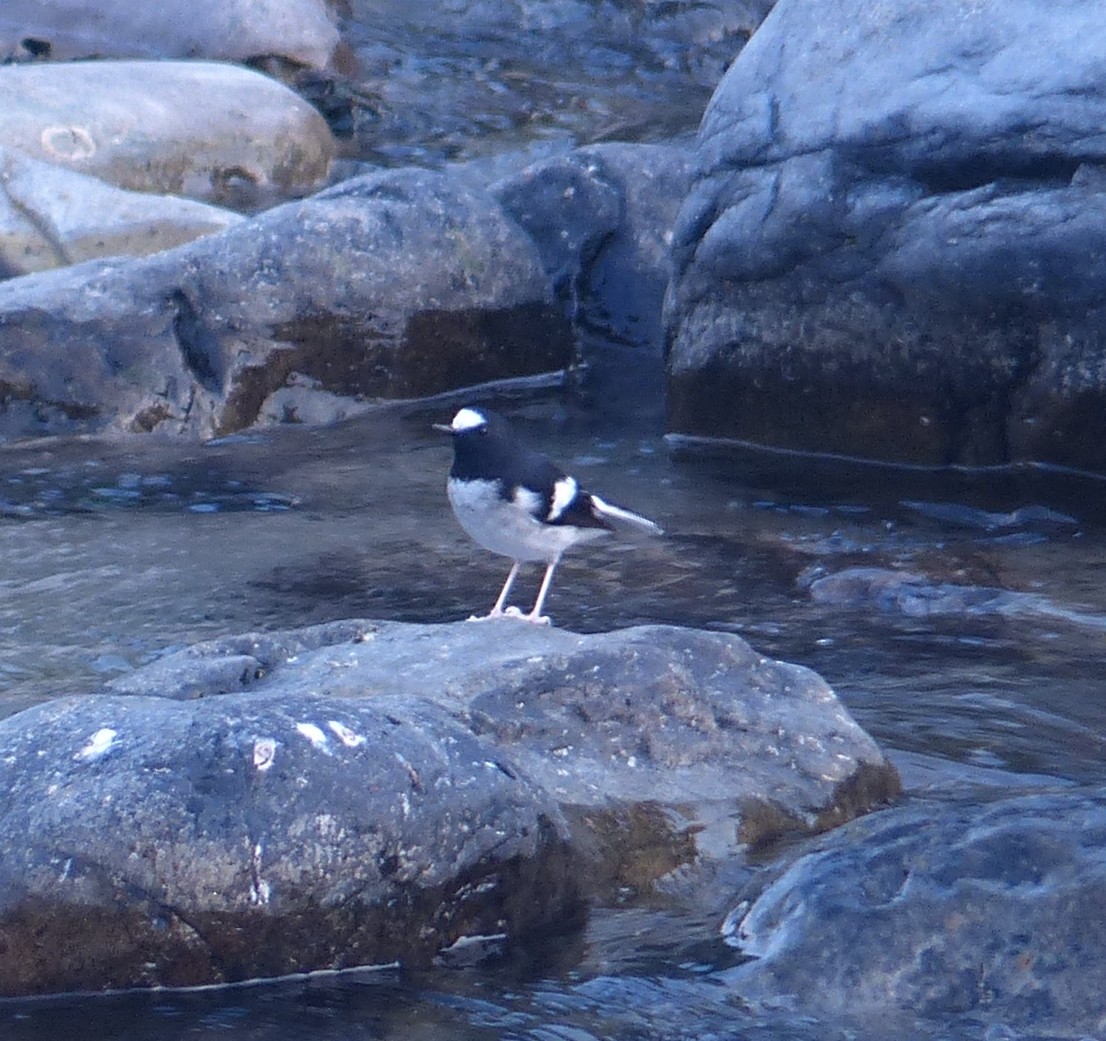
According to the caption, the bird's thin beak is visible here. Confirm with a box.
[432,423,453,434]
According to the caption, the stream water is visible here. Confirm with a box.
[0,387,1103,1039]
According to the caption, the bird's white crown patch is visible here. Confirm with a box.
[451,407,487,432]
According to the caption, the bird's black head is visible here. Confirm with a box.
[434,407,521,479]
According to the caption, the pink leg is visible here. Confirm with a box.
[524,560,559,624]
[489,561,521,616]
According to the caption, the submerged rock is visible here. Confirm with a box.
[0,690,576,995]
[110,619,900,885]
[665,0,1106,474]
[805,566,1106,631]
[721,789,1106,1038]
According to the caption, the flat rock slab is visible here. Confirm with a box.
[0,147,241,277]
[0,61,334,208]
[722,788,1106,1038]
[0,690,576,995]
[110,620,900,877]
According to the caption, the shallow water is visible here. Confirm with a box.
[1,389,1105,1039]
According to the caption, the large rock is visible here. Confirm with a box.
[0,0,339,70]
[109,619,901,884]
[0,689,576,995]
[0,167,571,439]
[0,61,334,208]
[722,789,1106,1038]
[665,0,1106,473]
[0,147,241,277]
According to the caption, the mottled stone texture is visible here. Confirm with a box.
[723,790,1106,1038]
[110,620,899,874]
[665,0,1106,473]
[0,690,576,995]
[0,619,897,995]
[0,168,571,440]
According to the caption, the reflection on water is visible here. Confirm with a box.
[1,392,1105,1038]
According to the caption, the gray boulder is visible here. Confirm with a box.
[495,143,692,353]
[493,143,692,418]
[722,789,1106,1037]
[0,689,576,995]
[0,147,241,277]
[665,0,1106,473]
[109,619,901,883]
[0,167,570,439]
[0,0,339,70]
[0,61,334,209]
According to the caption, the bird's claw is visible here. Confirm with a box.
[464,606,551,625]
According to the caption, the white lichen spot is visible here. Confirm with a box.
[327,720,365,747]
[295,721,330,751]
[249,841,271,906]
[76,728,118,761]
[253,738,278,772]
[399,793,411,818]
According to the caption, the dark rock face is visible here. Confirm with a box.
[0,690,576,995]
[495,144,692,353]
[722,790,1106,1037]
[665,0,1106,473]
[109,620,901,879]
[0,168,570,439]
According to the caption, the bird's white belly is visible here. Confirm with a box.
[447,478,605,563]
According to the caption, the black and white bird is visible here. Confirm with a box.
[434,406,662,624]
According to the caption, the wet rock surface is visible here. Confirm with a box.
[0,167,570,439]
[494,143,691,355]
[0,688,577,995]
[802,565,1106,632]
[0,61,334,209]
[665,0,1106,474]
[340,0,773,167]
[722,789,1106,1038]
[109,619,900,882]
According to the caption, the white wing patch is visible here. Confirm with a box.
[450,407,487,432]
[511,485,544,519]
[590,495,663,535]
[547,477,578,521]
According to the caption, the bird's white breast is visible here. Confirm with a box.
[447,478,606,563]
